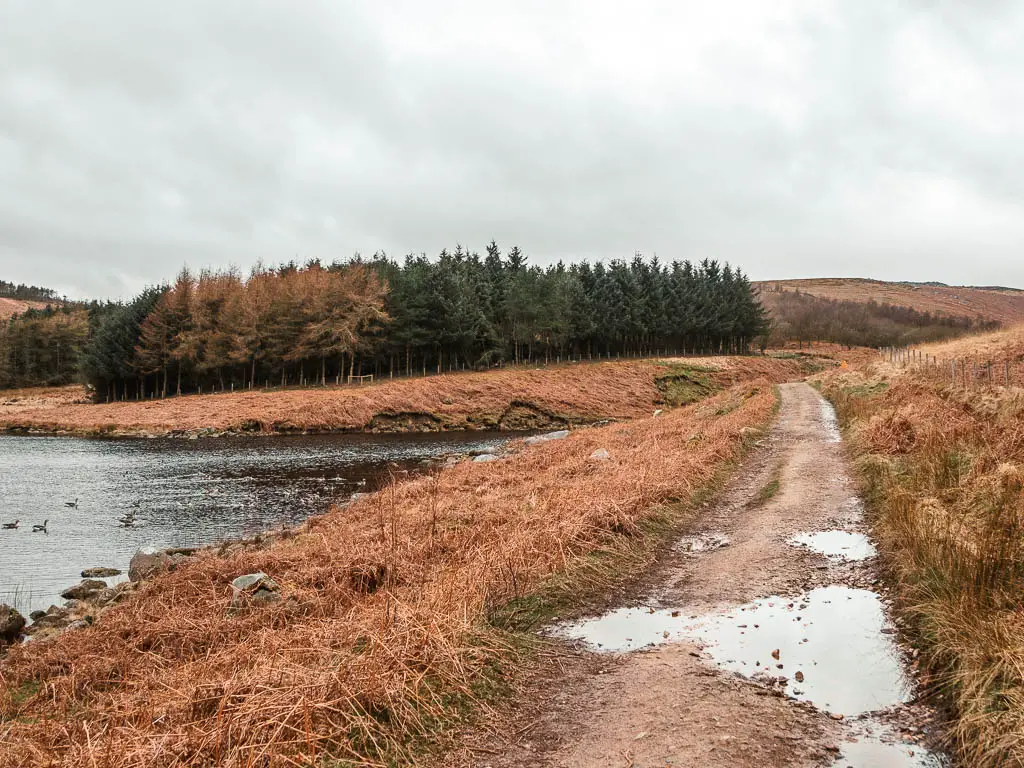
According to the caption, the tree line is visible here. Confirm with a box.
[0,280,61,302]
[759,287,1000,348]
[5,253,1006,399]
[81,246,767,401]
[0,245,769,399]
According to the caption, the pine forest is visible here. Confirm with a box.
[0,245,767,399]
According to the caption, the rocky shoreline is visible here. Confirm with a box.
[0,401,594,440]
[0,537,298,649]
[0,547,200,646]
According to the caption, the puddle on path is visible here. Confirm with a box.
[836,732,944,768]
[790,530,877,561]
[554,586,910,717]
[675,533,729,554]
[553,605,688,652]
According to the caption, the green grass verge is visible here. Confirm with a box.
[655,363,720,407]
[754,468,782,506]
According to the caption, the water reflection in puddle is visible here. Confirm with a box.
[554,605,687,652]
[790,530,877,561]
[554,586,910,716]
[837,731,944,768]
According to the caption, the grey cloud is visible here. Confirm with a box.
[2,0,1024,299]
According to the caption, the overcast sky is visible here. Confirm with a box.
[3,1,1024,299]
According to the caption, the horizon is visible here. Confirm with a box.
[4,261,1024,304]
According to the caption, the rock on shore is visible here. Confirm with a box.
[60,579,108,600]
[0,604,26,645]
[230,572,281,609]
[81,567,122,578]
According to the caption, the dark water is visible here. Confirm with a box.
[0,431,513,615]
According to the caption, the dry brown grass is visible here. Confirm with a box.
[764,341,882,367]
[0,386,91,415]
[820,341,1024,766]
[872,324,1024,390]
[0,356,812,437]
[0,365,791,767]
[759,278,1024,324]
[912,323,1024,364]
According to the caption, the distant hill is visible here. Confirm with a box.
[0,279,63,320]
[0,297,54,320]
[755,278,1024,325]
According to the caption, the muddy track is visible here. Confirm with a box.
[442,382,943,768]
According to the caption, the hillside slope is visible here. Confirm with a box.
[0,297,51,320]
[756,278,1024,324]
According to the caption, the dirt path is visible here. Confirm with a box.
[444,382,941,768]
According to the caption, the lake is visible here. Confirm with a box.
[0,431,514,615]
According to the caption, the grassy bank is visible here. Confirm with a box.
[0,356,813,437]
[818,326,1024,766]
[0,361,799,767]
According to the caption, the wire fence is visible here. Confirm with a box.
[880,346,1021,389]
